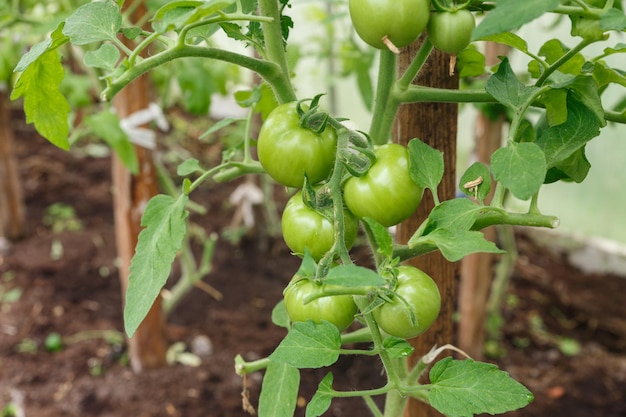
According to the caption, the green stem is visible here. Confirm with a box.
[382,388,408,417]
[328,383,393,398]
[257,0,296,103]
[235,355,270,375]
[397,38,434,89]
[339,348,380,356]
[102,45,290,102]
[363,396,384,417]
[369,49,399,145]
[508,86,550,142]
[470,206,560,230]
[398,86,494,104]
[535,38,594,87]
[341,327,375,344]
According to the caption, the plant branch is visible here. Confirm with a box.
[369,49,399,145]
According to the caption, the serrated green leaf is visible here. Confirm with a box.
[535,96,601,168]
[382,337,414,358]
[544,146,591,184]
[485,58,538,110]
[323,265,386,288]
[84,43,120,71]
[271,300,290,328]
[412,229,504,262]
[407,138,444,193]
[269,321,341,368]
[14,23,69,73]
[458,162,491,201]
[361,217,393,258]
[84,111,138,174]
[258,361,300,417]
[479,32,529,54]
[11,48,70,150]
[124,194,189,337]
[429,357,534,417]
[423,198,484,235]
[541,88,569,127]
[491,142,546,200]
[306,373,334,417]
[601,8,626,30]
[472,0,559,40]
[568,76,606,127]
[63,1,122,44]
[456,48,486,78]
[177,158,203,176]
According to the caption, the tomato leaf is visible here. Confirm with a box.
[472,0,559,41]
[491,141,546,201]
[306,373,334,417]
[324,265,386,288]
[258,361,300,417]
[429,357,534,417]
[361,217,393,258]
[422,198,483,235]
[271,300,290,329]
[485,58,538,110]
[456,48,486,78]
[124,194,189,337]
[407,138,444,194]
[177,158,203,176]
[411,229,504,262]
[544,147,591,184]
[382,337,414,359]
[458,162,491,202]
[479,32,529,55]
[11,40,71,150]
[535,96,601,168]
[601,8,626,31]
[84,111,138,174]
[63,1,122,44]
[269,321,341,368]
[83,43,120,71]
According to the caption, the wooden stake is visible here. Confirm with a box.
[112,1,167,372]
[394,37,458,417]
[0,90,26,240]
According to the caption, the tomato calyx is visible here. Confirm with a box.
[431,0,473,13]
[339,130,376,178]
[297,94,331,133]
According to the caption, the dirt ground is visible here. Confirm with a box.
[1,113,626,417]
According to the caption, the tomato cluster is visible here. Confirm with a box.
[348,0,476,56]
[258,103,439,337]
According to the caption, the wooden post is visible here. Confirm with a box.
[457,43,510,360]
[112,1,167,372]
[0,90,26,240]
[394,39,458,417]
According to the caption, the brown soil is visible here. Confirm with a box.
[1,114,625,417]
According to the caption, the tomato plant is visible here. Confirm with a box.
[283,277,358,332]
[348,0,431,50]
[373,266,441,339]
[427,9,476,55]
[343,143,424,227]
[281,189,359,261]
[257,101,337,188]
[11,0,626,416]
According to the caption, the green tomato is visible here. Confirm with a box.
[257,102,337,188]
[284,278,357,332]
[373,266,441,339]
[343,143,423,227]
[281,190,359,261]
[427,9,476,55]
[348,0,431,50]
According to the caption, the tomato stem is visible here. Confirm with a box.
[369,49,399,145]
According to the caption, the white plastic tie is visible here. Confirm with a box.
[229,182,264,228]
[118,103,169,150]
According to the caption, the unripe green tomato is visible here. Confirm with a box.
[343,143,423,227]
[348,0,431,50]
[281,190,359,261]
[373,266,441,339]
[284,278,357,332]
[427,9,476,55]
[257,102,337,188]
